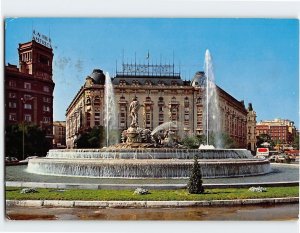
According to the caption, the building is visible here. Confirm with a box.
[5,32,55,142]
[246,103,257,152]
[53,121,66,148]
[256,118,297,145]
[66,62,253,149]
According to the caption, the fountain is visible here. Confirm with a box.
[27,52,271,179]
[202,49,223,148]
[104,72,118,146]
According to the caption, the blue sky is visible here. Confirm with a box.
[4,18,299,127]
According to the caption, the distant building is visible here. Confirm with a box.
[53,121,66,148]
[256,118,297,144]
[65,63,254,149]
[246,103,257,152]
[5,33,55,143]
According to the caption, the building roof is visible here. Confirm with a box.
[191,71,205,87]
[90,69,105,85]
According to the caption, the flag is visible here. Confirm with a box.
[146,51,150,60]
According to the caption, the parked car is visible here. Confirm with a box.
[5,157,19,164]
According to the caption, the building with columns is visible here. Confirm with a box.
[5,35,55,142]
[66,63,253,149]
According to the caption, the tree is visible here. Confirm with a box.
[25,124,51,156]
[187,156,204,194]
[256,134,273,148]
[292,134,299,150]
[5,124,22,158]
[76,126,105,148]
[5,124,50,159]
[220,133,236,149]
[181,135,205,149]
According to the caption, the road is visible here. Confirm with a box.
[6,203,299,220]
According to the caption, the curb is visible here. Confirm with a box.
[6,197,299,208]
[5,181,299,190]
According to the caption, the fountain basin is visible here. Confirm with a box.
[45,148,254,160]
[27,149,271,178]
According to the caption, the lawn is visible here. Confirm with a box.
[5,186,299,201]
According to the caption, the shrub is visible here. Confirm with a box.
[187,156,204,194]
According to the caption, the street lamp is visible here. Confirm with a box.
[21,96,35,160]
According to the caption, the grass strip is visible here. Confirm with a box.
[5,186,299,201]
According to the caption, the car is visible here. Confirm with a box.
[5,157,19,164]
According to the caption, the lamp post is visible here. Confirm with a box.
[21,96,35,160]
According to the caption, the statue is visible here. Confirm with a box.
[129,96,140,127]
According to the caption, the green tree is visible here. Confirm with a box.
[5,124,50,159]
[181,135,205,149]
[76,126,105,148]
[220,133,236,149]
[182,133,236,149]
[187,156,204,194]
[256,134,273,148]
[25,124,51,156]
[5,124,22,158]
[206,132,236,149]
[292,134,299,150]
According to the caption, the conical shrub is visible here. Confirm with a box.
[187,156,204,194]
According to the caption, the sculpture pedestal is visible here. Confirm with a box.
[126,126,140,143]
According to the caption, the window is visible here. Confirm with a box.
[24,104,32,109]
[24,114,32,122]
[8,92,16,98]
[95,112,100,126]
[43,117,50,123]
[9,102,16,108]
[24,82,31,90]
[9,113,16,121]
[24,94,32,99]
[9,80,16,87]
[159,114,164,123]
[43,86,50,92]
[43,106,50,112]
[86,113,91,127]
[94,97,100,106]
[43,97,51,103]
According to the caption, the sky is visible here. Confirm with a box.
[4,18,299,127]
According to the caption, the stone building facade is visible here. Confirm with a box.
[5,38,55,141]
[66,64,252,149]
